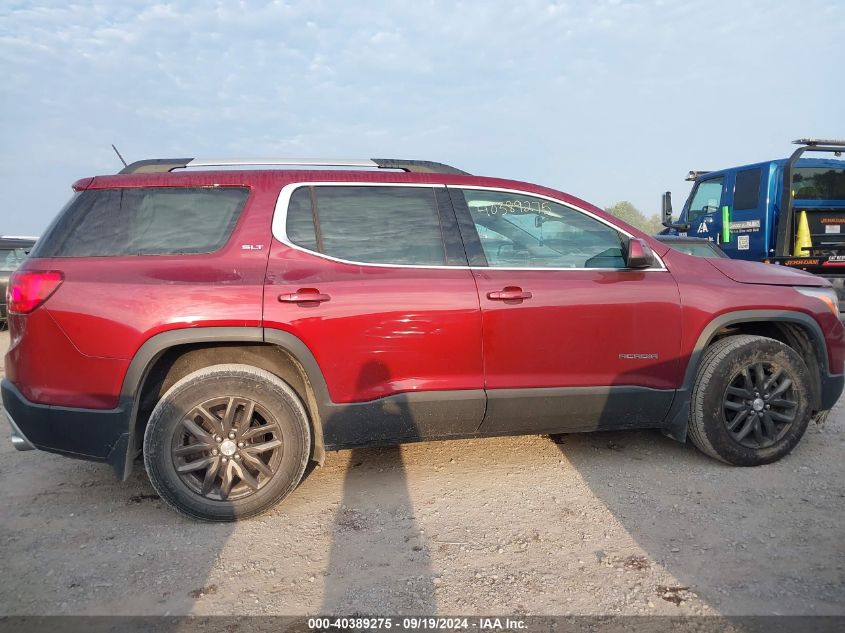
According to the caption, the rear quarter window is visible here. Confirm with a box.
[31,187,248,257]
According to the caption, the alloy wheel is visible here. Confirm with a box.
[170,396,284,501]
[722,361,798,449]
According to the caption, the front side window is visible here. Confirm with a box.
[462,189,626,268]
[285,186,447,266]
[687,177,725,223]
[31,187,248,257]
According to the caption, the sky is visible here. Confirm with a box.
[1,0,843,235]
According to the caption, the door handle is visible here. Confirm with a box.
[278,288,331,303]
[487,287,532,301]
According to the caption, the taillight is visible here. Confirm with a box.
[7,270,64,314]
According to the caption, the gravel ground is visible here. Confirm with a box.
[0,329,843,616]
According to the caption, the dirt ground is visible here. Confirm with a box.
[0,329,843,617]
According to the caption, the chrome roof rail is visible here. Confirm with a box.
[119,157,470,175]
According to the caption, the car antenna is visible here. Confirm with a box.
[111,144,128,168]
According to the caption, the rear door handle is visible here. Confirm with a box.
[487,287,532,301]
[278,288,331,303]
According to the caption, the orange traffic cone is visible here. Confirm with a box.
[793,210,812,256]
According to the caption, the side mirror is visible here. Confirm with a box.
[626,238,655,269]
[662,191,673,224]
[661,190,690,231]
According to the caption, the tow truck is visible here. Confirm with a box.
[661,139,845,309]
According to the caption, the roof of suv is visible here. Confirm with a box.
[67,157,670,252]
[81,157,612,225]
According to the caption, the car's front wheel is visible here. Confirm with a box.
[689,335,813,466]
[143,364,311,521]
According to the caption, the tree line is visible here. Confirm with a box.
[604,201,663,235]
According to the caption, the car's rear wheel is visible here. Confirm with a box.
[143,364,311,521]
[689,335,813,466]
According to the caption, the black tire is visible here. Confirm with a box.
[143,364,311,521]
[689,335,813,466]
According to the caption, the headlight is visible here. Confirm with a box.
[796,287,839,316]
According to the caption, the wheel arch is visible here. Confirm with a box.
[119,327,332,480]
[664,309,830,442]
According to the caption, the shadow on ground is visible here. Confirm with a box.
[556,423,845,614]
[0,451,233,615]
[320,446,436,613]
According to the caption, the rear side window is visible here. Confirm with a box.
[285,186,447,266]
[733,168,761,210]
[31,187,248,257]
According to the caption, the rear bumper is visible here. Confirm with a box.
[1,378,131,478]
[6,409,35,450]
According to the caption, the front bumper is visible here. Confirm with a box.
[1,378,131,478]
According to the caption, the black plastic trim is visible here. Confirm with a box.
[481,386,674,435]
[119,158,195,175]
[370,159,470,176]
[120,328,264,401]
[320,390,486,448]
[820,373,845,410]
[448,188,489,267]
[435,188,470,266]
[662,309,843,442]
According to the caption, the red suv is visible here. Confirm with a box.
[4,158,844,521]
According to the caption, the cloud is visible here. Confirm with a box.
[0,0,843,232]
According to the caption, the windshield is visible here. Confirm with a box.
[686,177,724,224]
[793,167,845,200]
[0,248,28,272]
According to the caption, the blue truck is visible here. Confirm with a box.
[661,139,845,308]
